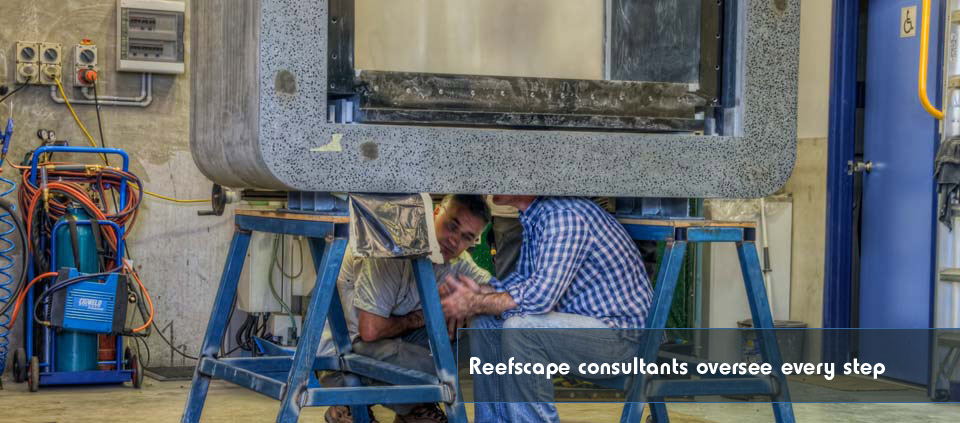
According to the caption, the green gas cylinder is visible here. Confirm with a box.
[53,206,99,372]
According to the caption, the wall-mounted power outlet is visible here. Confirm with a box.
[38,42,63,85]
[74,43,98,87]
[16,63,39,85]
[40,64,63,86]
[16,41,41,85]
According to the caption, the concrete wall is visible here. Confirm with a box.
[797,0,832,140]
[0,0,230,369]
[781,0,832,358]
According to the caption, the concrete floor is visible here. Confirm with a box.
[1,375,959,422]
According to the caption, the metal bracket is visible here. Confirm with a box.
[939,268,960,283]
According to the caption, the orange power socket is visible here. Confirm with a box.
[78,69,98,84]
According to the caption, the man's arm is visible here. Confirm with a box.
[356,309,423,342]
[441,274,518,319]
[442,210,590,319]
[498,210,590,315]
[353,258,408,342]
[438,255,498,333]
[471,291,517,315]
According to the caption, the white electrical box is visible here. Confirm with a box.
[238,232,293,313]
[269,314,302,347]
[117,0,185,74]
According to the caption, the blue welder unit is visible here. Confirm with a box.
[50,268,128,335]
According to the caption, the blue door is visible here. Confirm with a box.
[859,0,939,385]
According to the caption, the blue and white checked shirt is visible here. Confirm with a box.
[491,197,653,331]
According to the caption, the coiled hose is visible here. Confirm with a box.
[0,183,28,378]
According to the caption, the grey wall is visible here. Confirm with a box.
[1,0,230,369]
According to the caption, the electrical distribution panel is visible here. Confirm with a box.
[117,0,185,74]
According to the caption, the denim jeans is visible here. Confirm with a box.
[469,313,640,423]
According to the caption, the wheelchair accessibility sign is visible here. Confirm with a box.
[902,5,917,38]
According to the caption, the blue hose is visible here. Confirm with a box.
[0,118,15,377]
[0,175,18,376]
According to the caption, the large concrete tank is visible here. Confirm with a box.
[190,0,800,197]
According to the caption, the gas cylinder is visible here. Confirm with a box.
[53,206,99,372]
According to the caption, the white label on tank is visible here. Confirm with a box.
[902,6,918,38]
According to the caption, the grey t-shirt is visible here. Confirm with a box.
[335,248,365,342]
[341,250,491,341]
[317,250,365,356]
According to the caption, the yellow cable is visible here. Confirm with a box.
[140,188,208,203]
[919,0,944,120]
[53,78,109,162]
[54,77,208,204]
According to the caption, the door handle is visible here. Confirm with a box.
[847,160,873,175]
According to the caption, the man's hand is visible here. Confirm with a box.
[455,273,483,293]
[401,310,425,331]
[437,282,453,298]
[440,274,480,321]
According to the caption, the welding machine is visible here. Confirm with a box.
[50,268,129,335]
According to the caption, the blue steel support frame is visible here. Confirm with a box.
[412,260,467,421]
[620,239,686,423]
[823,0,860,363]
[736,240,794,420]
[182,229,253,422]
[182,212,466,423]
[276,237,347,421]
[617,222,795,423]
[306,237,372,423]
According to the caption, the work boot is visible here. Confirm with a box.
[393,404,448,423]
[324,405,379,423]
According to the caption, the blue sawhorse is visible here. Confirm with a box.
[615,218,795,423]
[181,210,467,423]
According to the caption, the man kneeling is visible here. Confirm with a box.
[442,195,654,423]
[325,195,492,423]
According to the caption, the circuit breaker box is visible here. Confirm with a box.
[117,0,185,74]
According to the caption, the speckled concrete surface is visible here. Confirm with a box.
[191,0,800,198]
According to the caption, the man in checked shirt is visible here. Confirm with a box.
[441,196,654,423]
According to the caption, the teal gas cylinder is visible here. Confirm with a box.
[53,207,99,372]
